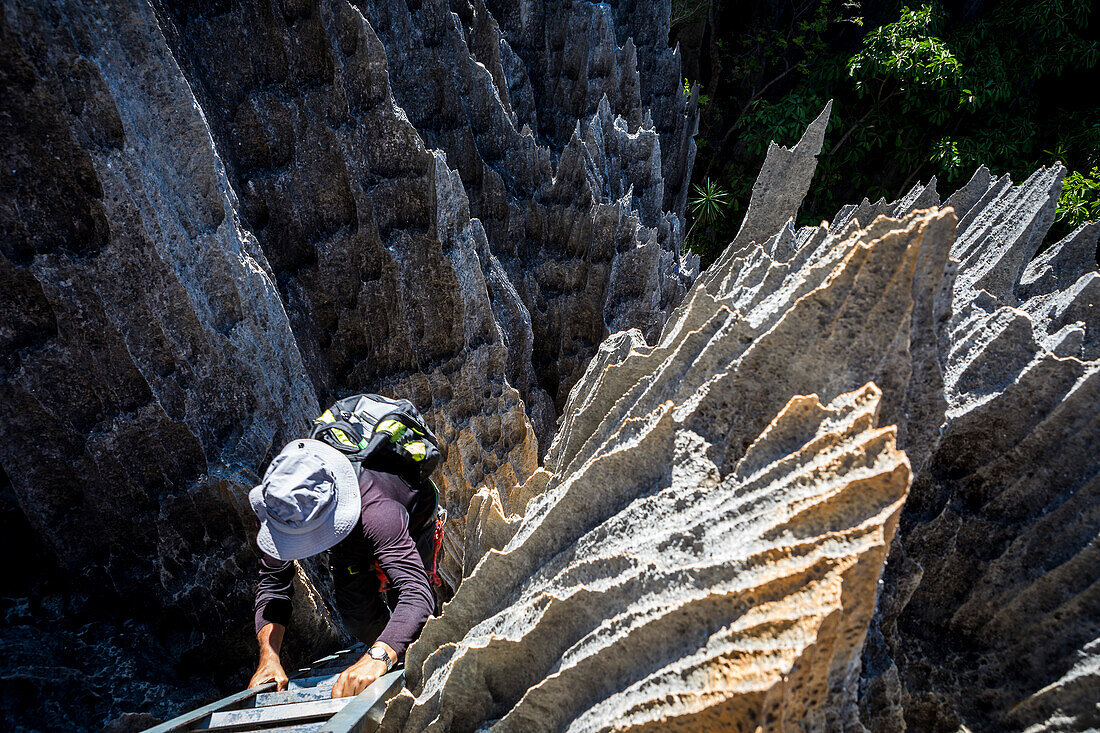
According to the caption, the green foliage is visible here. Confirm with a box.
[1058,168,1100,228]
[683,0,1100,266]
[689,178,732,227]
[848,5,961,98]
[685,177,737,255]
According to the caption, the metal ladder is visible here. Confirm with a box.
[143,646,404,733]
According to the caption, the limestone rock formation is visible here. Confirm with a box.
[0,0,695,727]
[3,0,1098,729]
[357,0,698,442]
[384,197,962,729]
[1,0,334,678]
[385,120,1098,730]
[386,384,910,732]
[859,167,1100,732]
[732,100,832,249]
[152,0,541,589]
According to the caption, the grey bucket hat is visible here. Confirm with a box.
[249,438,360,561]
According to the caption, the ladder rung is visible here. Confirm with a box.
[195,698,349,731]
[319,670,404,732]
[294,664,350,678]
[292,652,360,677]
[304,651,345,667]
[140,684,274,733]
[255,687,334,706]
[138,645,384,733]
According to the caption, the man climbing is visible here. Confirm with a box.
[246,395,444,699]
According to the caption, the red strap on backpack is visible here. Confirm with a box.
[373,510,446,592]
[426,511,446,588]
[372,560,392,593]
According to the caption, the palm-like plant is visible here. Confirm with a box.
[687,178,732,247]
[689,178,731,226]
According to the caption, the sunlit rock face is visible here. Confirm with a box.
[383,179,957,728]
[390,104,1099,730]
[387,383,911,733]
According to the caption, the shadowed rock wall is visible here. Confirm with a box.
[354,0,698,442]
[0,0,695,728]
[859,167,1100,732]
[153,0,541,586]
[0,1,345,725]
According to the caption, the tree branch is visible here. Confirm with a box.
[896,163,925,199]
[705,60,795,176]
[829,90,897,159]
[670,0,710,29]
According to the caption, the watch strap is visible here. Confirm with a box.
[368,644,393,671]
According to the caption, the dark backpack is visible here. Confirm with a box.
[309,394,444,486]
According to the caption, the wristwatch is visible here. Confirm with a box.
[368,644,393,671]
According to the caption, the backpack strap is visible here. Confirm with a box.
[426,507,447,588]
[310,418,369,456]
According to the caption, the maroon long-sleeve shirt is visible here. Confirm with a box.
[253,468,435,657]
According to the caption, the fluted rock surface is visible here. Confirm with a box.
[732,101,832,250]
[3,0,1098,729]
[357,0,698,442]
[383,194,966,729]
[858,167,1100,732]
[154,0,542,590]
[386,105,1098,730]
[386,384,910,732]
[667,155,1099,731]
[1,0,335,687]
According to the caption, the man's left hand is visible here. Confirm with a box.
[331,657,388,698]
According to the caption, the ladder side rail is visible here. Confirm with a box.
[142,683,275,733]
[317,670,404,733]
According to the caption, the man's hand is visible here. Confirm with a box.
[332,642,396,698]
[249,657,289,691]
[250,622,288,691]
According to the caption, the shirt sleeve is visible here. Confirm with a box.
[254,552,294,635]
[361,499,434,657]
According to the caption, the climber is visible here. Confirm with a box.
[246,395,445,699]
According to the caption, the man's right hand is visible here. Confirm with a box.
[250,622,288,690]
[249,657,288,691]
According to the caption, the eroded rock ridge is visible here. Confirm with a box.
[386,107,1099,731]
